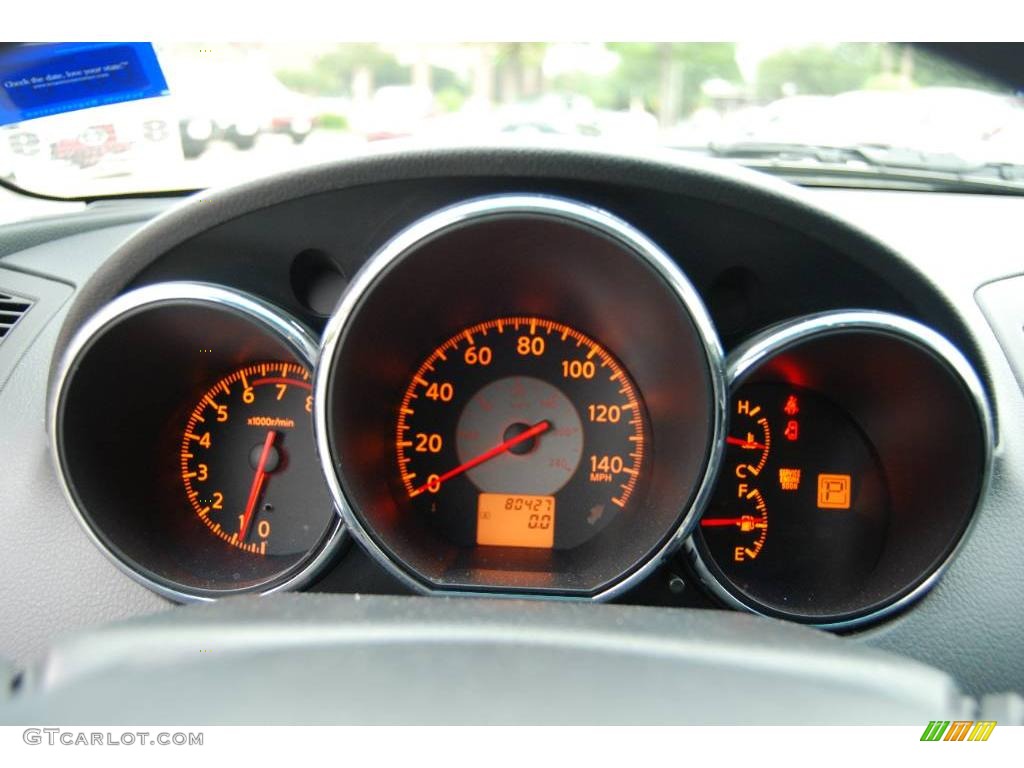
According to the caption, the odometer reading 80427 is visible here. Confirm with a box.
[396,316,648,551]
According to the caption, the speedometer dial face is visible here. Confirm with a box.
[317,195,725,598]
[396,317,647,551]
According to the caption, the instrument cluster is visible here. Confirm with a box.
[50,194,992,628]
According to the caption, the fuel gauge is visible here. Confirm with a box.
[700,485,768,563]
[686,312,992,629]
[693,382,889,621]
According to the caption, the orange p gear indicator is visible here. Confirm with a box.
[817,473,852,509]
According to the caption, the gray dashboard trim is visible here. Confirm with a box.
[0,268,72,393]
[0,594,974,725]
[0,199,173,261]
[47,142,959,408]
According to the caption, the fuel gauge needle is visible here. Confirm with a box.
[700,517,748,527]
[239,430,277,540]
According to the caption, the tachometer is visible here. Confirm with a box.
[180,361,331,557]
[396,316,647,550]
[52,282,346,601]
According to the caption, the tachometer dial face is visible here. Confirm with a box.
[396,317,648,551]
[180,362,335,557]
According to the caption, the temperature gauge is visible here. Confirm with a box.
[693,382,888,620]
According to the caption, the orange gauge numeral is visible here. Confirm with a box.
[588,404,622,423]
[463,346,492,366]
[517,336,545,356]
[425,382,454,402]
[562,359,595,379]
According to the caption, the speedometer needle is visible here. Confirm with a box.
[410,420,552,497]
[239,430,277,540]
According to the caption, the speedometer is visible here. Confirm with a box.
[396,316,648,551]
[317,194,725,598]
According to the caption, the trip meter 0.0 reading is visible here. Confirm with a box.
[395,316,648,551]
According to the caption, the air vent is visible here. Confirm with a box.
[0,290,34,341]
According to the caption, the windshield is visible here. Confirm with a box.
[1,42,1019,199]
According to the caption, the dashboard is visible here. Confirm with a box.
[1,144,1023,713]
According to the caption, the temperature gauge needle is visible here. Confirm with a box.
[726,435,767,450]
[410,420,551,496]
[239,430,277,540]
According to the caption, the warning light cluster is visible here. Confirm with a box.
[783,393,800,442]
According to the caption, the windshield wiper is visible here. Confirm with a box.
[704,141,1024,195]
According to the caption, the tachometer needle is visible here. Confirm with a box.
[410,420,552,497]
[726,435,767,450]
[239,430,277,540]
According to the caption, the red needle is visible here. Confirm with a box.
[700,517,748,527]
[726,436,767,450]
[410,420,552,496]
[239,430,277,540]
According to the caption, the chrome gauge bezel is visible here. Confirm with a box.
[683,310,995,630]
[50,281,347,603]
[315,194,727,600]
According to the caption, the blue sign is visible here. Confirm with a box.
[0,43,170,127]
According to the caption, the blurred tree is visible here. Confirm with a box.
[433,65,469,112]
[549,70,622,109]
[494,43,548,103]
[276,44,409,97]
[606,43,741,126]
[755,44,884,100]
[756,43,1004,102]
[903,45,1003,90]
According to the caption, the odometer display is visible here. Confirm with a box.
[477,493,555,548]
[396,317,647,552]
